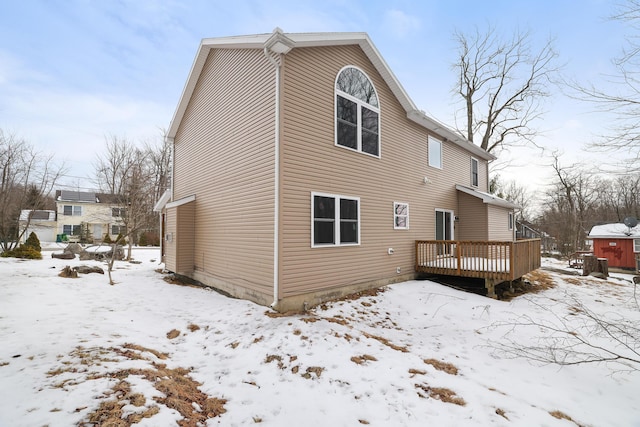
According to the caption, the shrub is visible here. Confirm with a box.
[115,233,127,245]
[139,231,160,247]
[25,232,41,252]
[103,233,113,244]
[1,244,42,259]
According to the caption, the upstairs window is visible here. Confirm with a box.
[634,239,640,253]
[335,67,380,157]
[471,157,479,187]
[63,205,82,216]
[112,207,126,217]
[428,136,442,169]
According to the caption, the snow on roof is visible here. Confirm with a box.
[588,222,640,238]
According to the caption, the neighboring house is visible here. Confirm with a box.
[18,210,57,242]
[516,220,542,240]
[588,222,640,270]
[157,29,539,311]
[55,190,126,242]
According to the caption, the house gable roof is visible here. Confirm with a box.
[167,29,495,162]
[589,223,640,239]
[455,184,520,209]
[56,190,97,203]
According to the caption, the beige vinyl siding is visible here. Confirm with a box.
[172,48,275,297]
[456,192,488,241]
[176,201,195,275]
[279,45,484,297]
[487,205,514,240]
[165,207,177,271]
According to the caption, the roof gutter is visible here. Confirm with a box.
[263,29,294,310]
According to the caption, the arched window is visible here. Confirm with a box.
[335,66,380,157]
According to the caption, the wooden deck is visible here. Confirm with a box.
[415,239,541,282]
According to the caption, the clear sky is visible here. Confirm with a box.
[0,0,630,194]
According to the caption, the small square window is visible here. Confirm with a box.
[394,202,409,230]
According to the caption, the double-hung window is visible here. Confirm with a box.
[63,224,81,235]
[312,192,360,247]
[63,205,82,216]
[112,208,126,217]
[471,157,479,187]
[634,239,640,253]
[111,225,126,235]
[335,66,380,157]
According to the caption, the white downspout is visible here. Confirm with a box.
[264,47,281,309]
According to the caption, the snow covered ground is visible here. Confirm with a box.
[1,246,639,427]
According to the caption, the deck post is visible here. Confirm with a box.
[484,278,498,299]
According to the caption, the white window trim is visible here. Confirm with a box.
[334,65,381,159]
[471,157,479,187]
[634,238,640,253]
[311,192,361,248]
[393,202,409,230]
[428,136,443,169]
[63,205,82,216]
[508,212,514,230]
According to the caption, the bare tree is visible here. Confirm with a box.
[489,292,640,374]
[568,1,640,169]
[452,25,558,155]
[95,135,157,283]
[490,175,535,222]
[538,153,597,255]
[0,129,64,252]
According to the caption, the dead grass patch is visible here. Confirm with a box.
[265,354,285,370]
[564,277,584,286]
[187,324,200,332]
[496,408,508,420]
[408,368,426,377]
[549,410,583,426]
[500,270,556,300]
[358,420,370,424]
[423,358,459,375]
[415,384,466,406]
[51,344,226,427]
[362,332,408,352]
[301,366,324,379]
[350,354,378,365]
[264,310,304,318]
[166,329,180,339]
[0,362,8,367]
[117,343,168,361]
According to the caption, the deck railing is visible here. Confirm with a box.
[415,239,541,281]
